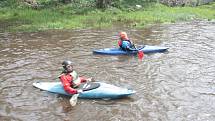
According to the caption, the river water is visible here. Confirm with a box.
[0,21,215,121]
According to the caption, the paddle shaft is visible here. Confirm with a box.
[69,81,99,106]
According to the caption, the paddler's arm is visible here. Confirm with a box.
[79,77,93,82]
[60,75,78,94]
[127,47,137,51]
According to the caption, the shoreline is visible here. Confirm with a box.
[0,2,214,32]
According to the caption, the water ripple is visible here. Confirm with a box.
[1,21,215,121]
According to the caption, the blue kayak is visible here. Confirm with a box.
[93,45,168,55]
[33,82,135,99]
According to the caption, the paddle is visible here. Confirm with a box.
[70,93,80,106]
[69,78,98,106]
[137,49,144,60]
[69,80,90,106]
[132,44,144,60]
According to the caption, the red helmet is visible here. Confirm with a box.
[119,32,128,40]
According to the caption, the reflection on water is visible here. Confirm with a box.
[1,21,215,121]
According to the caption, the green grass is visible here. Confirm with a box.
[0,2,215,32]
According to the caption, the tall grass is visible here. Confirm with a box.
[0,1,215,32]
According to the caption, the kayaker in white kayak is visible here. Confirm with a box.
[118,32,136,51]
[59,60,92,94]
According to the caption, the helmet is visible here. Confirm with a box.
[62,60,73,70]
[119,32,128,40]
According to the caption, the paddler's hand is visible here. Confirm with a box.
[86,77,94,82]
[77,89,83,93]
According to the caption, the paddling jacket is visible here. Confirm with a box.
[118,39,133,51]
[59,71,87,94]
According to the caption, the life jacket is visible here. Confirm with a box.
[118,39,132,49]
[69,71,82,88]
[59,70,81,88]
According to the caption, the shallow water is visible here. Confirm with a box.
[0,21,215,121]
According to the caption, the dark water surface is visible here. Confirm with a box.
[0,21,215,121]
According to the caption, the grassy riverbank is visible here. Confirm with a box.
[0,1,215,32]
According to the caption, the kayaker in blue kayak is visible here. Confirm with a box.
[118,32,135,51]
[59,60,92,94]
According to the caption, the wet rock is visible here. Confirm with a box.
[23,0,39,9]
[136,5,142,9]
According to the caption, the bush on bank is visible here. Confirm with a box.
[0,0,214,32]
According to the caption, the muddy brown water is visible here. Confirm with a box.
[0,21,215,121]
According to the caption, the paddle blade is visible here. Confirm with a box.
[138,51,144,59]
[70,94,79,106]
